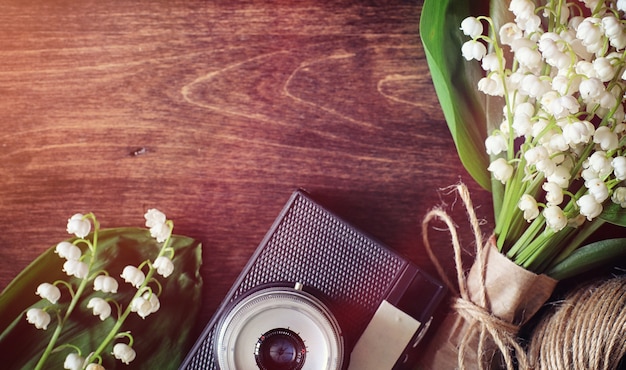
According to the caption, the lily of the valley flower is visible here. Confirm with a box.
[460,16,483,38]
[63,352,84,370]
[62,260,89,279]
[66,213,91,238]
[130,292,160,319]
[612,187,626,207]
[93,275,119,294]
[518,194,539,221]
[85,364,105,370]
[55,241,82,261]
[112,343,136,365]
[26,308,51,330]
[543,205,568,232]
[144,208,171,243]
[488,158,514,184]
[36,283,61,304]
[577,194,604,221]
[87,297,112,321]
[120,266,145,288]
[460,0,626,261]
[153,256,174,278]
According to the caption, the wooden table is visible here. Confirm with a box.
[0,0,497,350]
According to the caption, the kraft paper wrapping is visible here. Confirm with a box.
[418,243,557,370]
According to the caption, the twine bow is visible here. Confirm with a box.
[421,183,528,370]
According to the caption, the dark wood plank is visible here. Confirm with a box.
[0,0,493,339]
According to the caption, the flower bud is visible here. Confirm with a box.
[36,283,61,304]
[112,343,136,365]
[26,308,51,330]
[66,213,91,238]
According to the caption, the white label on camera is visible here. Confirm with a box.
[347,300,421,370]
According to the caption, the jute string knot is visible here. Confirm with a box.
[421,183,528,370]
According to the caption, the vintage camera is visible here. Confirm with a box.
[180,190,445,370]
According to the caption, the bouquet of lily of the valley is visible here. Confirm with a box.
[419,0,626,368]
[0,210,202,369]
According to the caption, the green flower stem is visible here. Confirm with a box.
[36,249,97,369]
[506,213,547,260]
[87,225,173,367]
[551,218,605,266]
[35,213,100,370]
[523,228,571,272]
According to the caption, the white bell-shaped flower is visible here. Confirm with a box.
[577,194,603,221]
[87,297,112,321]
[66,214,91,238]
[63,352,84,370]
[543,181,564,206]
[26,308,51,330]
[488,158,514,184]
[93,275,119,294]
[153,256,174,278]
[144,208,167,229]
[461,40,487,61]
[36,283,61,304]
[460,17,483,38]
[112,343,136,365]
[121,266,145,288]
[149,222,171,243]
[63,260,89,279]
[55,241,82,261]
[543,205,568,232]
[611,157,626,181]
[584,178,609,203]
[518,194,539,221]
[611,187,626,207]
[593,126,619,151]
[85,364,105,370]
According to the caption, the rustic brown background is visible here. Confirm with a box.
[1,0,514,350]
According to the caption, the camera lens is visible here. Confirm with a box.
[215,285,343,369]
[255,328,306,370]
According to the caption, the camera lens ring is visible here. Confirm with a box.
[215,284,344,370]
[254,327,306,370]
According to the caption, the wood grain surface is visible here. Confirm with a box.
[0,0,497,344]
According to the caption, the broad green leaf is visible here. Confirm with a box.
[600,202,626,227]
[0,228,202,369]
[547,238,626,280]
[420,0,491,190]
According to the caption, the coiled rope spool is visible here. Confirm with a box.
[527,275,626,370]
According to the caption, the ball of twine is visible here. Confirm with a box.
[527,275,626,370]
